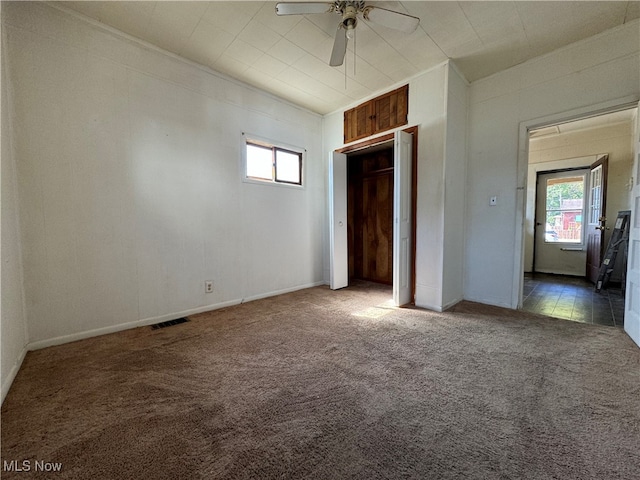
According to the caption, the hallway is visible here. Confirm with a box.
[522,273,625,327]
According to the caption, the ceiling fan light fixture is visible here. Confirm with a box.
[346,25,355,40]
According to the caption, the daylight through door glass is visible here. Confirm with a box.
[589,165,602,224]
[545,176,585,243]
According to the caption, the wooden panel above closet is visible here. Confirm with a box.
[344,85,408,144]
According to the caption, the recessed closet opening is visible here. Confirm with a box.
[330,127,417,306]
[347,141,395,285]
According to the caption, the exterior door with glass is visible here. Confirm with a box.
[534,169,589,275]
[585,155,609,283]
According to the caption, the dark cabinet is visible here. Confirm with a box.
[343,85,408,143]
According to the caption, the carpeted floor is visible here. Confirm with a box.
[2,281,639,479]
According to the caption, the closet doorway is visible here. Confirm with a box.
[329,126,418,306]
[348,143,395,284]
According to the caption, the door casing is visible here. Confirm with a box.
[330,126,418,305]
[624,101,640,347]
[516,97,639,309]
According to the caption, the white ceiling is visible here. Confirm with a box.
[58,1,640,115]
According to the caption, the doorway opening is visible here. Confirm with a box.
[533,167,590,276]
[519,106,637,323]
[330,126,418,306]
[347,142,394,285]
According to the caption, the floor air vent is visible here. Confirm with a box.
[151,317,189,330]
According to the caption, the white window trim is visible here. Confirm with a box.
[241,132,305,189]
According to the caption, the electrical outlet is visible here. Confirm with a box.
[205,280,214,293]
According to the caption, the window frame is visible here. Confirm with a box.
[241,133,305,188]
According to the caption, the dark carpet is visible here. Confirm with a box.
[2,282,639,479]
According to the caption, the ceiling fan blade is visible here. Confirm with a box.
[275,2,334,16]
[362,6,420,33]
[329,25,348,67]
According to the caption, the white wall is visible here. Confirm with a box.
[442,64,468,308]
[1,8,29,402]
[2,2,325,352]
[323,61,467,311]
[410,65,447,310]
[525,122,634,276]
[466,20,640,308]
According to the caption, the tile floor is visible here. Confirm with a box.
[522,273,625,327]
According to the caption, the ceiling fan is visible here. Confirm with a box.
[275,1,420,67]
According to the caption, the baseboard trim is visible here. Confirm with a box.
[624,316,640,349]
[414,301,444,312]
[1,346,28,405]
[441,298,462,311]
[27,281,326,351]
[240,281,325,304]
[413,294,462,313]
[462,294,512,310]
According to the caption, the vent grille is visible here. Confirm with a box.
[151,317,189,330]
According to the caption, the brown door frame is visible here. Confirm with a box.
[337,126,418,302]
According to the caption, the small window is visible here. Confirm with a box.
[244,137,303,186]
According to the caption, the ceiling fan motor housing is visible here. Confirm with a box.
[337,1,363,31]
[342,6,357,30]
[334,1,365,13]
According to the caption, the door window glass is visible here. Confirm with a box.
[545,176,585,243]
[589,164,602,224]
